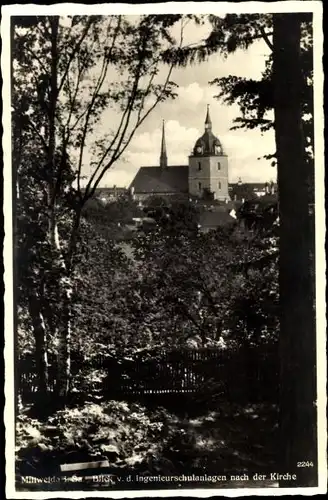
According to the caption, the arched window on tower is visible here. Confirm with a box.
[218,181,221,190]
[217,162,221,170]
[198,182,202,191]
[198,162,202,171]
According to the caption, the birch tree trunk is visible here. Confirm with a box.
[56,274,73,398]
[28,295,49,398]
[46,16,72,400]
[272,13,317,486]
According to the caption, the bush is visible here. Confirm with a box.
[16,401,168,475]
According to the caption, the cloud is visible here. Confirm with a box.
[229,156,277,183]
[91,24,274,188]
[130,119,199,160]
[96,166,137,188]
[177,82,218,107]
[101,108,276,186]
[221,126,276,182]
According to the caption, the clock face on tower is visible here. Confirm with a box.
[196,146,202,154]
[215,145,222,155]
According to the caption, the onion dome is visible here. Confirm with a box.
[193,105,224,156]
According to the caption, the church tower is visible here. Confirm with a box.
[160,120,168,169]
[188,105,229,201]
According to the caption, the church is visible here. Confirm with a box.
[129,106,230,202]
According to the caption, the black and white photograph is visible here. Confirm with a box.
[3,1,326,497]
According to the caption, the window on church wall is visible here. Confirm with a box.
[198,182,202,191]
[198,162,202,171]
[217,162,221,170]
[218,181,221,190]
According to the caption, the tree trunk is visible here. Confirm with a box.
[28,295,49,397]
[56,278,72,399]
[50,219,72,400]
[46,16,73,401]
[272,13,317,487]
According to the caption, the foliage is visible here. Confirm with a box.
[81,196,143,240]
[144,195,169,208]
[16,400,278,480]
[207,14,313,174]
[15,196,279,369]
[16,401,166,475]
[13,14,196,396]
[70,218,130,349]
[71,196,279,356]
[272,15,317,479]
[12,14,196,205]
[163,13,313,171]
[15,14,282,403]
[129,202,278,350]
[237,195,278,234]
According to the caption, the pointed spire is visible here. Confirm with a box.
[205,104,212,130]
[160,120,168,169]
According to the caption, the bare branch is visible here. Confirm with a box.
[84,18,185,199]
[108,20,186,170]
[76,54,110,192]
[113,63,174,160]
[57,18,94,96]
[63,55,86,140]
[77,16,122,194]
[83,67,142,200]
[66,17,114,135]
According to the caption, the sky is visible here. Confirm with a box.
[85,19,277,187]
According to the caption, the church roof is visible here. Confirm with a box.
[194,131,223,155]
[130,165,189,194]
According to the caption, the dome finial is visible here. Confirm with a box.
[205,104,212,130]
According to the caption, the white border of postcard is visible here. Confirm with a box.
[2,1,326,498]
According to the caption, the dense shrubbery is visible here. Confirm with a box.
[16,401,168,475]
[16,399,278,482]
[16,195,280,482]
[17,197,280,402]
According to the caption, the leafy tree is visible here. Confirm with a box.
[164,13,313,197]
[163,14,316,483]
[13,14,192,398]
[209,16,314,205]
[144,195,169,208]
[230,183,257,202]
[131,202,278,351]
[70,217,133,358]
[82,195,143,238]
[237,195,278,234]
[272,13,316,485]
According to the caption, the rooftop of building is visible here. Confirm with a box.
[129,165,189,195]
